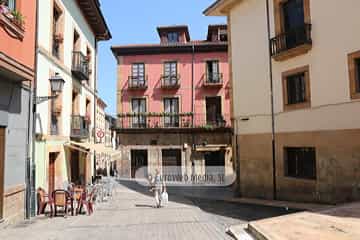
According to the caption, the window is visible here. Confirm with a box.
[285,147,316,180]
[167,32,179,43]
[286,73,306,104]
[131,98,146,128]
[131,63,145,86]
[50,114,59,135]
[206,60,220,83]
[219,29,227,42]
[282,66,310,111]
[52,3,63,60]
[348,51,360,99]
[206,96,224,126]
[272,0,311,59]
[163,61,178,85]
[164,98,179,127]
[3,0,16,11]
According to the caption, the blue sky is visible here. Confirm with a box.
[97,0,226,115]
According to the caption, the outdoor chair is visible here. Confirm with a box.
[76,188,96,215]
[52,190,72,217]
[37,188,54,216]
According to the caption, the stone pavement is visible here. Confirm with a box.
[0,180,297,240]
[247,202,360,240]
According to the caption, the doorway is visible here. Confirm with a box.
[48,152,58,193]
[131,150,148,178]
[71,150,80,184]
[0,127,5,219]
[204,151,225,176]
[162,149,182,177]
[206,96,222,126]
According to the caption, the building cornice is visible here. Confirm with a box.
[111,41,228,57]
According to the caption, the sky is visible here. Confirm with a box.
[97,0,226,115]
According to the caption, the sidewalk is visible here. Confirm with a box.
[232,201,360,240]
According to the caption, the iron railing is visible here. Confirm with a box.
[71,115,89,139]
[72,51,89,80]
[161,74,180,88]
[270,23,312,56]
[128,75,148,89]
[204,73,223,86]
[116,113,231,129]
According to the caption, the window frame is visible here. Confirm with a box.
[167,32,179,43]
[348,50,360,100]
[282,65,311,111]
[4,0,16,11]
[284,147,317,180]
[206,60,221,83]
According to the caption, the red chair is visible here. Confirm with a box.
[37,188,54,217]
[77,188,95,215]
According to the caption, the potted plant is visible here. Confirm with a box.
[53,33,64,43]
[11,9,24,28]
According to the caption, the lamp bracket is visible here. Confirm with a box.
[35,95,58,104]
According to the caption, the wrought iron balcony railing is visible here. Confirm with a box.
[128,75,148,89]
[204,73,223,87]
[116,113,231,129]
[72,51,89,80]
[161,74,180,89]
[71,115,89,139]
[270,23,312,57]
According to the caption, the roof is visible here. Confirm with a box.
[156,25,190,41]
[111,41,227,57]
[97,97,107,109]
[77,0,112,41]
[203,0,238,16]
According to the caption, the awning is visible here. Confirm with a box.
[64,141,90,153]
[195,144,229,152]
[65,141,120,157]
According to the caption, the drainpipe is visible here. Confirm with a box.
[93,40,98,182]
[266,0,277,200]
[27,0,40,218]
[191,44,195,125]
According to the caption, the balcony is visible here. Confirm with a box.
[270,23,312,61]
[161,74,180,89]
[116,113,231,131]
[203,73,223,87]
[128,76,148,90]
[72,51,89,81]
[71,115,89,140]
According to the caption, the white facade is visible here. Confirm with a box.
[36,0,96,136]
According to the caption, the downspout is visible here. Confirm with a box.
[191,44,195,164]
[266,0,277,200]
[93,39,98,182]
[28,0,40,218]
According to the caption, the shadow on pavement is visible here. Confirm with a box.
[117,179,300,222]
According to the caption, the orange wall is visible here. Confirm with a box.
[0,0,37,70]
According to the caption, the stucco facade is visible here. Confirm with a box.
[34,0,111,197]
[0,0,37,224]
[206,0,360,203]
[112,25,235,184]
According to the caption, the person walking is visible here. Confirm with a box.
[153,169,165,208]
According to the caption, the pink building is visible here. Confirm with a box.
[111,25,234,181]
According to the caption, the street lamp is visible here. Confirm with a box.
[28,73,65,218]
[35,73,65,104]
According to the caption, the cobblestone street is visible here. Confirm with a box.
[0,180,295,240]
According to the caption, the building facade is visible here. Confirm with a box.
[0,0,37,224]
[112,25,234,182]
[206,0,360,203]
[95,97,106,144]
[34,0,110,195]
